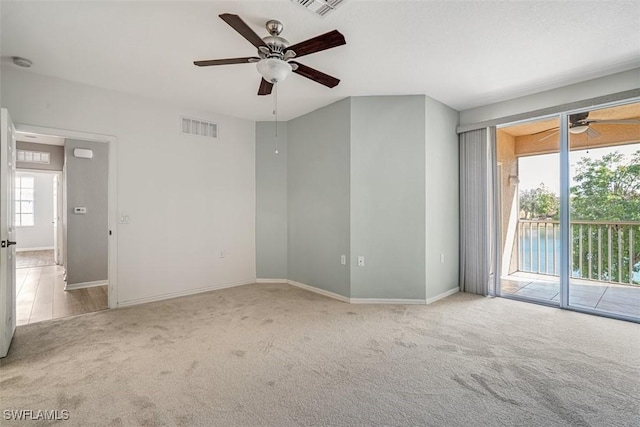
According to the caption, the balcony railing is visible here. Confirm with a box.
[518,220,640,285]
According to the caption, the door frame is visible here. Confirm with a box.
[13,124,118,309]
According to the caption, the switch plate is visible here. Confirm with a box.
[74,207,87,214]
[357,256,365,267]
[219,250,225,258]
[440,254,445,263]
[340,255,346,265]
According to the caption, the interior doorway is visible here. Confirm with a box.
[13,132,109,325]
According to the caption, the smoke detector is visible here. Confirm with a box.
[12,56,32,68]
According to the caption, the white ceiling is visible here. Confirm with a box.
[2,0,639,122]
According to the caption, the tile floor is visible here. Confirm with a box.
[501,272,640,318]
[16,250,108,326]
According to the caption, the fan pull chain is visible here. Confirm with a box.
[273,82,279,154]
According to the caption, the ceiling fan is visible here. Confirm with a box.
[536,112,640,141]
[194,14,346,95]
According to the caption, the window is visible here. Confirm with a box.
[15,176,34,226]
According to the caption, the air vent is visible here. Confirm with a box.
[291,0,346,17]
[17,150,51,164]
[180,117,218,139]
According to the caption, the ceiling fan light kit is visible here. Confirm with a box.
[193,13,346,95]
[569,124,589,134]
[257,58,293,83]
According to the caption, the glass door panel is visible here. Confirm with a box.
[497,116,561,305]
[568,102,640,320]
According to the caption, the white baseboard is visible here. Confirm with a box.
[426,287,459,304]
[16,246,54,252]
[256,278,288,284]
[65,280,109,291]
[116,279,256,308]
[286,280,351,303]
[350,298,426,305]
[261,279,446,305]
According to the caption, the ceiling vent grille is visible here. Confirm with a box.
[291,0,346,17]
[180,117,218,139]
[17,150,51,164]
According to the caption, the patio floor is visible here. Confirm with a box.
[501,272,640,319]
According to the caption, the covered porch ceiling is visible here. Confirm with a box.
[499,102,640,157]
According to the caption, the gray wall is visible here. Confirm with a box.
[65,139,108,285]
[459,69,640,126]
[16,141,64,171]
[287,99,351,297]
[255,95,460,301]
[425,96,460,299]
[350,96,427,299]
[256,121,288,279]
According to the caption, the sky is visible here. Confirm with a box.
[518,142,640,194]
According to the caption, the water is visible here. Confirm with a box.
[520,230,640,283]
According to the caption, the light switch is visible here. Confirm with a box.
[340,255,346,265]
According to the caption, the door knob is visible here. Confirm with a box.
[7,241,17,246]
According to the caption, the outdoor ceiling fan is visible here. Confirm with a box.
[193,14,346,95]
[536,112,640,142]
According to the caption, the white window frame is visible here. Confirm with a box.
[15,175,35,227]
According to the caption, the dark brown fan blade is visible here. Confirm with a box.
[258,79,274,96]
[194,57,259,67]
[290,62,340,88]
[286,30,345,58]
[219,13,267,49]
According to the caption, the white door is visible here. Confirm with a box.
[0,109,17,358]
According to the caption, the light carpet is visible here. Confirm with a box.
[1,283,639,426]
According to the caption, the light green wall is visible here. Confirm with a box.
[425,96,460,300]
[287,99,351,297]
[255,122,288,279]
[255,95,460,301]
[350,96,427,299]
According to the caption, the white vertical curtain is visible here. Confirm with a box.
[459,129,491,295]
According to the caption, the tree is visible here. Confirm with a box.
[519,183,559,219]
[570,150,640,284]
[570,151,640,221]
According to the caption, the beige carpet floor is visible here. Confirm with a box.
[1,283,638,426]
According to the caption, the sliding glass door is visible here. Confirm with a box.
[567,102,640,320]
[495,99,640,322]
[496,116,561,305]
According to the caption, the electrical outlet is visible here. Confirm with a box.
[357,256,365,267]
[119,214,130,224]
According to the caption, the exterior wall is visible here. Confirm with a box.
[496,130,519,275]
